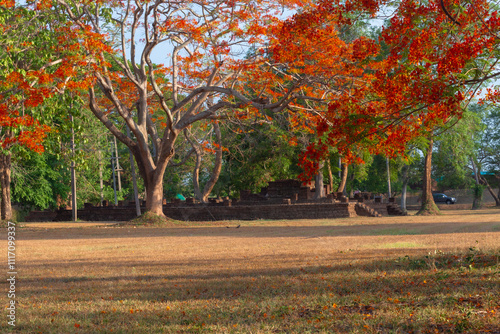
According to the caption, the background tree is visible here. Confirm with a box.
[433,105,487,208]
[0,2,87,219]
[214,109,304,197]
[472,104,500,206]
[180,121,224,202]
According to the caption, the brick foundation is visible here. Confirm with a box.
[25,202,359,222]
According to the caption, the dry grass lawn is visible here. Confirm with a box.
[1,208,499,333]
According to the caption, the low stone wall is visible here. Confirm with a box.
[405,203,494,211]
[166,203,357,221]
[399,188,499,206]
[25,202,358,222]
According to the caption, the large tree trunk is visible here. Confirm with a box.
[0,152,12,220]
[145,175,166,217]
[132,137,177,219]
[337,162,348,194]
[417,135,440,215]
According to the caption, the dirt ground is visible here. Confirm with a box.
[12,208,500,256]
[1,208,499,333]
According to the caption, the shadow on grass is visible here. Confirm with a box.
[19,249,499,302]
[13,249,500,333]
[14,221,500,241]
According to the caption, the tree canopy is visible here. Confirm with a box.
[3,0,500,218]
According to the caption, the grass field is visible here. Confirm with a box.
[1,208,500,333]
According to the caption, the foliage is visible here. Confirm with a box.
[277,0,500,179]
[472,183,486,209]
[433,106,485,191]
[47,0,350,214]
[11,93,142,210]
[216,116,304,195]
[11,149,68,210]
[0,2,88,151]
[5,0,500,212]
[480,105,500,175]
[0,1,93,219]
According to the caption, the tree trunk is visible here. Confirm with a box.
[400,164,409,211]
[129,151,142,217]
[337,162,348,194]
[192,147,203,201]
[200,122,223,202]
[0,152,12,220]
[472,185,484,210]
[326,159,334,192]
[190,123,223,203]
[497,175,500,205]
[417,135,440,215]
[497,175,500,206]
[132,138,177,219]
[470,158,483,210]
[348,170,355,198]
[145,175,166,216]
[314,161,325,199]
[479,174,500,206]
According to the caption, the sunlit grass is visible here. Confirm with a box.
[2,209,499,333]
[370,241,425,249]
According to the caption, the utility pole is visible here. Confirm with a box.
[386,157,392,200]
[70,114,77,222]
[126,127,141,216]
[110,140,118,206]
[338,156,341,178]
[114,136,122,191]
[98,150,104,206]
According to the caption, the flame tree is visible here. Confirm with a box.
[53,0,359,218]
[277,0,500,214]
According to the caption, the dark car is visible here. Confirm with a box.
[432,193,456,204]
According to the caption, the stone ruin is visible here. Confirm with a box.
[25,179,406,222]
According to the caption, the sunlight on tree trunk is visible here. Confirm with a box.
[145,180,167,218]
[0,152,12,220]
[337,162,348,194]
[479,175,500,207]
[314,161,325,199]
[417,135,440,216]
[326,159,334,193]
